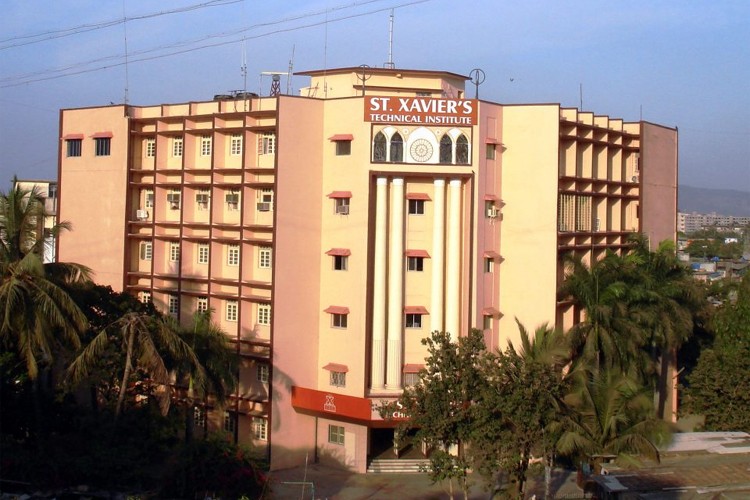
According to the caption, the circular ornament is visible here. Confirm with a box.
[410,139,433,162]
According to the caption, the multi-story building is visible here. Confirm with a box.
[678,211,750,234]
[14,178,59,263]
[57,66,677,472]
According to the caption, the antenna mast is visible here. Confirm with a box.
[385,9,395,69]
[122,0,129,105]
[286,44,295,95]
[241,39,248,110]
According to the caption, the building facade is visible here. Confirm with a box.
[14,179,59,263]
[57,67,677,472]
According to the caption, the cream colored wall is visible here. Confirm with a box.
[58,106,129,289]
[497,105,560,348]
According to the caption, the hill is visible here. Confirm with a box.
[678,185,750,216]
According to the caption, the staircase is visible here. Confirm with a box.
[367,458,429,474]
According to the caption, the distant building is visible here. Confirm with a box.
[57,66,678,472]
[678,211,750,234]
[13,179,58,263]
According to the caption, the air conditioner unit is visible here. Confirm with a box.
[336,205,350,215]
[631,175,639,183]
[136,209,149,220]
[167,193,181,209]
[486,207,498,218]
[594,218,601,232]
[257,202,271,212]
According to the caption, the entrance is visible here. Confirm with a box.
[368,428,426,460]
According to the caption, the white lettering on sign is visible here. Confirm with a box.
[365,96,477,126]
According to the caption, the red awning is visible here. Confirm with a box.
[326,248,351,256]
[324,305,350,315]
[483,250,502,259]
[405,249,430,258]
[62,133,84,140]
[482,307,500,316]
[323,363,349,372]
[403,364,425,374]
[328,134,354,141]
[485,137,501,145]
[91,131,113,138]
[327,191,352,199]
[404,306,429,314]
[405,192,431,200]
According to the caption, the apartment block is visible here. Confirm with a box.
[57,66,677,472]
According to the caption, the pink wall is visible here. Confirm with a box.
[640,122,678,248]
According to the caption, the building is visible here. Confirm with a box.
[57,66,677,472]
[678,211,750,234]
[14,178,59,263]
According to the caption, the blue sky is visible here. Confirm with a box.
[1,0,748,193]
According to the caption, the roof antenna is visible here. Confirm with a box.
[241,39,248,111]
[122,0,129,105]
[469,68,485,99]
[286,44,295,95]
[357,64,371,96]
[384,9,395,69]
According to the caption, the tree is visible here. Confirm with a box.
[682,274,750,431]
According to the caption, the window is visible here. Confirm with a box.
[144,189,154,208]
[253,417,268,441]
[194,406,206,429]
[486,143,496,160]
[145,138,155,158]
[406,313,422,328]
[172,137,183,157]
[197,243,209,264]
[456,134,469,164]
[407,256,424,272]
[335,141,351,156]
[373,132,387,161]
[227,244,240,266]
[200,135,212,156]
[258,133,276,155]
[334,198,350,215]
[258,246,272,268]
[195,189,210,210]
[404,372,420,387]
[139,241,152,261]
[328,424,345,445]
[330,371,346,388]
[483,315,492,330]
[226,300,238,322]
[484,257,494,273]
[226,190,240,211]
[224,411,237,434]
[66,139,82,157]
[230,133,243,156]
[439,135,452,163]
[333,255,348,271]
[389,132,404,162]
[139,291,151,304]
[94,137,111,156]
[257,364,269,383]
[256,189,273,212]
[167,190,181,210]
[408,199,425,215]
[331,313,347,329]
[168,295,179,316]
[169,242,180,263]
[197,297,208,312]
[257,304,271,326]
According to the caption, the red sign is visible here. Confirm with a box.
[365,96,477,126]
[291,386,408,423]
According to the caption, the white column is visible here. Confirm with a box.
[430,179,446,334]
[386,178,404,390]
[445,179,462,341]
[371,177,388,392]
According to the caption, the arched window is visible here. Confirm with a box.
[439,135,453,163]
[455,134,469,164]
[390,132,404,162]
[373,132,387,162]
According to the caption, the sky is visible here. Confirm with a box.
[1,0,748,193]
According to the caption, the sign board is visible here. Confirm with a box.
[365,96,477,126]
[291,386,408,423]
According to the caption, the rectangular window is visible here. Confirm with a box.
[405,313,422,328]
[94,137,111,156]
[197,297,208,312]
[407,256,424,272]
[169,242,180,263]
[257,304,271,326]
[167,190,181,210]
[328,424,345,445]
[224,411,237,433]
[253,417,268,441]
[230,133,243,156]
[139,291,151,304]
[334,198,350,215]
[66,139,82,157]
[196,189,210,210]
[258,246,272,268]
[172,137,183,157]
[335,141,351,156]
[486,144,496,160]
[197,243,209,264]
[227,244,240,266]
[256,189,273,212]
[331,313,348,329]
[329,371,346,388]
[258,133,275,155]
[168,295,179,316]
[408,199,425,215]
[144,189,154,209]
[145,138,155,158]
[139,241,152,261]
[333,255,348,271]
[404,372,420,387]
[483,315,492,330]
[484,257,494,273]
[226,190,240,211]
[226,300,238,322]
[200,135,212,156]
[257,364,269,383]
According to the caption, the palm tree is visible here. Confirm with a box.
[555,369,671,474]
